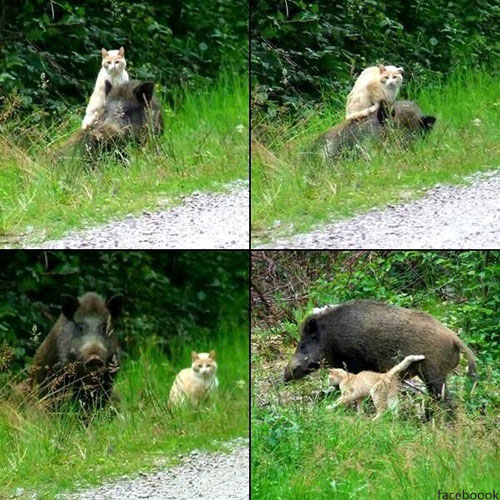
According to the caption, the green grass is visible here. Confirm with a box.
[0,70,248,245]
[252,329,500,500]
[252,402,499,500]
[0,325,249,498]
[251,69,500,244]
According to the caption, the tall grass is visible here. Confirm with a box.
[252,402,499,500]
[252,69,500,244]
[252,334,500,500]
[0,71,248,244]
[0,322,248,498]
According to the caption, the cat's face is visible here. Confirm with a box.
[191,350,217,379]
[101,47,126,74]
[378,65,403,89]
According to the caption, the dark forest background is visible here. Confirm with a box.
[251,0,500,117]
[0,0,248,114]
[0,251,248,372]
[251,251,500,370]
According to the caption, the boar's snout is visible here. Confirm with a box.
[84,355,105,372]
[283,355,321,382]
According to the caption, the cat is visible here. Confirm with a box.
[82,47,130,130]
[326,354,425,420]
[168,350,219,407]
[346,64,403,121]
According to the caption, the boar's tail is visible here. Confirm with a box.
[455,338,477,380]
[387,354,425,377]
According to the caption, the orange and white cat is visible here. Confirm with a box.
[168,351,219,407]
[346,64,403,121]
[82,47,129,129]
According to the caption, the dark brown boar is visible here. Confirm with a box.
[86,79,164,150]
[284,300,476,411]
[31,292,123,410]
[316,100,436,161]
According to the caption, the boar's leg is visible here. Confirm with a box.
[425,377,455,418]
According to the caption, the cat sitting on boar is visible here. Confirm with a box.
[56,79,163,162]
[82,47,130,130]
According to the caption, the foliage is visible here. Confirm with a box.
[251,251,500,367]
[0,250,248,372]
[0,0,247,115]
[251,0,500,118]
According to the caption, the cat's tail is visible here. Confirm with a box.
[346,103,379,121]
[387,355,425,377]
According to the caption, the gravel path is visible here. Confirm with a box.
[258,171,500,249]
[59,439,248,500]
[27,181,249,249]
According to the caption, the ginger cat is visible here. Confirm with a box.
[327,354,424,420]
[346,64,403,121]
[82,47,129,129]
[168,350,219,407]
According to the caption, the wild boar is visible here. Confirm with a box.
[284,300,476,409]
[30,292,123,410]
[86,79,164,150]
[317,100,436,161]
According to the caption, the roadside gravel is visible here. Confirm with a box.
[58,438,249,500]
[258,171,500,249]
[26,181,249,249]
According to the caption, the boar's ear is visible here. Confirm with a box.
[302,317,320,341]
[105,80,113,97]
[106,295,123,319]
[60,294,79,320]
[420,115,436,131]
[134,82,154,104]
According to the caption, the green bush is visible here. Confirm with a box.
[251,0,500,118]
[0,0,247,115]
[0,251,248,371]
[252,251,500,371]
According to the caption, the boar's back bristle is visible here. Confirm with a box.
[76,292,108,315]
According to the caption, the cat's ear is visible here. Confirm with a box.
[134,82,154,104]
[396,66,404,74]
[101,48,108,58]
[378,64,386,73]
[209,350,216,360]
[105,80,113,97]
[118,47,125,57]
[191,351,198,361]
